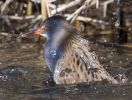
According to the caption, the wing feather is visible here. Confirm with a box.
[54,35,118,84]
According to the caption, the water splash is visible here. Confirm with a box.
[81,54,84,58]
[91,52,96,60]
[80,39,88,44]
[49,50,57,58]
[87,47,92,52]
[56,61,65,72]
[87,61,93,69]
[60,62,65,67]
[0,75,8,81]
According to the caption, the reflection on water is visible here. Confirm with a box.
[1,83,132,100]
[0,35,132,100]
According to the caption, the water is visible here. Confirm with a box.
[0,35,132,100]
[1,84,132,100]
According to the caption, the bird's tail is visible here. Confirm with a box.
[95,69,119,84]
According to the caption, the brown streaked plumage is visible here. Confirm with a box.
[30,15,118,85]
[54,34,118,84]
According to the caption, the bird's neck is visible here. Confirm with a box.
[44,40,63,73]
[44,24,79,73]
[44,28,66,73]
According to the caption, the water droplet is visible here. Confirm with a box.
[87,47,92,52]
[0,75,8,81]
[81,54,84,58]
[126,58,129,61]
[96,91,99,94]
[111,51,114,55]
[91,52,96,60]
[100,57,104,60]
[55,69,60,74]
[49,50,57,58]
[110,61,113,63]
[80,39,88,44]
[74,88,79,91]
[87,62,93,69]
[85,44,88,47]
[119,61,123,64]
[88,66,91,69]
[115,21,120,27]
[94,87,97,90]
[60,62,65,67]
[104,39,107,42]
[65,89,71,93]
[100,57,103,59]
[53,51,56,56]
[122,93,126,96]
[11,69,15,73]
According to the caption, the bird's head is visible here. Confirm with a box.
[21,15,78,46]
[20,15,79,73]
[36,16,66,38]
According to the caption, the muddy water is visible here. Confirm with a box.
[0,34,132,100]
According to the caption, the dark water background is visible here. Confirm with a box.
[0,34,132,100]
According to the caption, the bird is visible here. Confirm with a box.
[24,15,118,85]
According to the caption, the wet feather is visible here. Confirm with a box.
[42,15,118,85]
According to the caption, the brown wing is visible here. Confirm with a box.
[54,35,118,84]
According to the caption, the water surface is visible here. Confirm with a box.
[0,34,132,100]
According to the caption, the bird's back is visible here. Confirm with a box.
[54,34,118,84]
